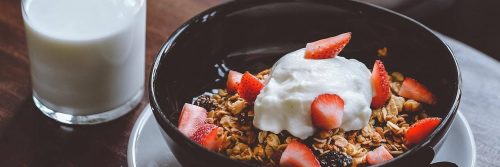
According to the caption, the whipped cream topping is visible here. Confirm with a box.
[253,48,373,139]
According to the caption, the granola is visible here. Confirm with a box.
[194,70,430,167]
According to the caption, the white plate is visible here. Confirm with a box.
[127,105,476,167]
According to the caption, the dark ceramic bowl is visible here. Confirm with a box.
[149,0,461,166]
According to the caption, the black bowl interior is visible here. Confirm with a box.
[150,0,460,166]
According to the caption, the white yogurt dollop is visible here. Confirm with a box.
[253,48,373,139]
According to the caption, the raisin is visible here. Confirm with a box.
[318,151,352,167]
[236,111,255,126]
[193,94,216,111]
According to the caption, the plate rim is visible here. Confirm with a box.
[457,111,477,167]
[127,106,153,167]
[127,106,477,167]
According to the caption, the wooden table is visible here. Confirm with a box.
[0,0,225,166]
[1,0,499,166]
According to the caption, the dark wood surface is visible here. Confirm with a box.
[0,0,224,166]
[1,0,499,167]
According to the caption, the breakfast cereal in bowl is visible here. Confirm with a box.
[174,33,440,167]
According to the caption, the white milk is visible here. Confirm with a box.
[23,0,146,116]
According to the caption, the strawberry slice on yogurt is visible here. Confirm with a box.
[310,94,345,130]
[305,32,351,59]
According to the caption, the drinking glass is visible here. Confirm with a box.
[22,0,147,124]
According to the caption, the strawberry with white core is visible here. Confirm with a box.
[178,103,207,138]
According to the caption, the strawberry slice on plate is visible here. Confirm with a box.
[305,32,351,59]
[371,60,391,109]
[238,71,264,103]
[405,117,442,145]
[178,103,207,138]
[280,140,320,167]
[399,77,437,104]
[191,124,223,152]
[310,94,344,130]
[366,146,394,165]
[227,70,243,93]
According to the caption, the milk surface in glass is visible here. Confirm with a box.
[22,0,146,124]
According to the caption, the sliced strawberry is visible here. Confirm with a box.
[405,117,442,145]
[227,70,243,93]
[280,140,320,167]
[191,124,223,152]
[366,146,394,165]
[178,103,207,138]
[371,60,391,109]
[305,32,351,59]
[237,71,264,103]
[399,78,437,104]
[310,94,344,130]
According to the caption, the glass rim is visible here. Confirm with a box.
[21,0,147,24]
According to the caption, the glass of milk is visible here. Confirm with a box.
[22,0,146,124]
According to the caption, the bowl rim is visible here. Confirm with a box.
[149,0,462,166]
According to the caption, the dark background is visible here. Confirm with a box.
[376,0,500,61]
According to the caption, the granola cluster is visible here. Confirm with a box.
[195,70,429,167]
